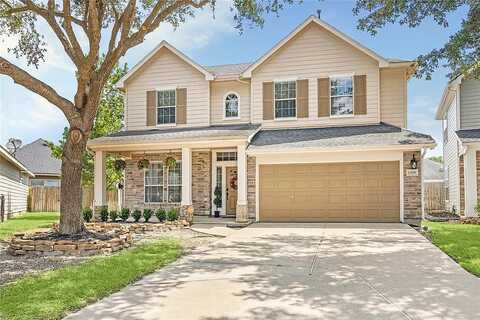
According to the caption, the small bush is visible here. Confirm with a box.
[109,210,118,222]
[100,207,109,222]
[82,208,93,223]
[132,209,142,222]
[143,209,153,222]
[119,208,130,222]
[167,208,179,221]
[155,209,166,222]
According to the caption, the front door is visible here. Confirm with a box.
[226,167,238,215]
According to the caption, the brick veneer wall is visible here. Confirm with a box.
[459,155,465,214]
[192,151,211,215]
[403,151,422,223]
[124,151,211,215]
[247,156,256,218]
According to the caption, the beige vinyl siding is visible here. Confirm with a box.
[0,174,29,216]
[210,80,250,124]
[125,47,209,130]
[0,156,22,181]
[251,22,379,128]
[460,80,480,130]
[444,98,460,211]
[380,68,407,128]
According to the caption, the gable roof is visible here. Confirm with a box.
[0,145,35,177]
[15,139,61,176]
[435,74,463,120]
[117,41,215,88]
[204,63,252,79]
[241,15,392,77]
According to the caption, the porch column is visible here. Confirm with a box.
[464,148,477,217]
[236,144,248,223]
[181,147,193,221]
[93,150,107,219]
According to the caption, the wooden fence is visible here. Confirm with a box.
[424,181,446,214]
[28,186,118,212]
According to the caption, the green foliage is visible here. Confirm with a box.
[119,208,130,222]
[155,209,167,222]
[143,209,153,222]
[132,209,142,223]
[82,208,93,223]
[109,210,118,222]
[475,202,480,215]
[0,240,181,320]
[167,208,179,222]
[48,62,127,190]
[100,207,109,222]
[428,156,443,164]
[213,186,222,209]
[353,1,480,79]
[0,212,59,241]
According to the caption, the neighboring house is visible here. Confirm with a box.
[88,16,435,225]
[436,76,480,216]
[0,145,34,220]
[423,159,444,183]
[15,139,62,187]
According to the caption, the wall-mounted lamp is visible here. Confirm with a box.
[410,154,418,169]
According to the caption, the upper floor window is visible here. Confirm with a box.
[274,81,296,118]
[330,76,353,116]
[157,90,176,125]
[225,93,239,118]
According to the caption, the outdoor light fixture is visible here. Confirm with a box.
[410,154,418,169]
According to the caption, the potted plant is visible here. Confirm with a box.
[213,186,222,218]
[137,158,150,170]
[114,159,126,171]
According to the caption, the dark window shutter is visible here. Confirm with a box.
[176,88,187,124]
[263,82,274,120]
[146,91,157,126]
[317,78,330,117]
[296,79,309,118]
[354,75,367,115]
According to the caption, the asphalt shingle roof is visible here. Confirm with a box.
[203,63,251,77]
[15,139,61,176]
[423,158,444,181]
[249,123,435,151]
[456,129,480,143]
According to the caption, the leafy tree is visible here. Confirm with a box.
[49,62,127,190]
[353,0,480,79]
[0,0,299,234]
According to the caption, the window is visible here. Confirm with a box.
[157,90,176,124]
[216,152,237,161]
[330,76,353,116]
[216,167,222,188]
[145,163,164,203]
[167,162,182,203]
[274,81,296,118]
[225,93,239,118]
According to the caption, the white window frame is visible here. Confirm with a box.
[143,161,182,204]
[329,74,355,118]
[156,88,177,127]
[167,161,182,203]
[274,80,297,120]
[144,161,165,204]
[223,91,240,120]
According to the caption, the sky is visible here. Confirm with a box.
[0,0,466,156]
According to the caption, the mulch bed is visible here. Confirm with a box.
[425,212,461,222]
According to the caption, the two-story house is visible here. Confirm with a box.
[436,75,480,217]
[88,16,435,225]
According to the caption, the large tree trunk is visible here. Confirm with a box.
[59,128,87,234]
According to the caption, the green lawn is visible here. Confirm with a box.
[0,239,182,320]
[423,221,480,277]
[0,212,59,241]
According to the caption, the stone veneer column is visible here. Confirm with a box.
[236,144,248,223]
[93,151,107,220]
[403,151,422,225]
[191,151,211,216]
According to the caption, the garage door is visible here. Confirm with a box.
[259,161,400,222]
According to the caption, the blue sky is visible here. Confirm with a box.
[0,0,466,156]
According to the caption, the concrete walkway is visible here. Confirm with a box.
[66,223,480,320]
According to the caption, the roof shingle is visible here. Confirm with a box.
[15,139,61,176]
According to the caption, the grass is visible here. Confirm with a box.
[0,239,182,320]
[0,212,60,241]
[423,221,480,277]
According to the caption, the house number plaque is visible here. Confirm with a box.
[406,169,419,177]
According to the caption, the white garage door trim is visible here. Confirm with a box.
[255,150,404,222]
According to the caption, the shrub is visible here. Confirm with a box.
[143,209,153,222]
[119,208,130,222]
[82,208,93,223]
[100,207,109,222]
[109,210,118,222]
[155,209,166,222]
[475,202,480,215]
[132,209,142,222]
[167,208,179,221]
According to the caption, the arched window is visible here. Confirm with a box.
[224,93,239,118]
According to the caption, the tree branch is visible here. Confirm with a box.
[62,0,85,58]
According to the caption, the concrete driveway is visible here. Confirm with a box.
[66,223,480,320]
